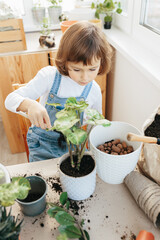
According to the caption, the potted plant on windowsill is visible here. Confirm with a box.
[91,0,122,29]
[48,0,63,24]
[32,1,45,25]
[47,97,110,201]
[39,17,55,48]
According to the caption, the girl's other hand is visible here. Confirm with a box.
[17,99,52,129]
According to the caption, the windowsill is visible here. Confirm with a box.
[103,26,160,89]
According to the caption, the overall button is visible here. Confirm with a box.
[50,94,54,98]
[28,129,32,133]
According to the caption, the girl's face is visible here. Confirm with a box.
[67,58,101,86]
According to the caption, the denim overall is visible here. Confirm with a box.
[27,70,93,162]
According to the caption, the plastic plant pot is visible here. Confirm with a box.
[17,176,47,216]
[136,230,154,240]
[60,20,78,33]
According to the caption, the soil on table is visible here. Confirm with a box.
[60,155,95,177]
[145,113,160,138]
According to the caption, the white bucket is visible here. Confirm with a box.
[89,121,142,184]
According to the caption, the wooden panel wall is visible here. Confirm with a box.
[0,52,49,153]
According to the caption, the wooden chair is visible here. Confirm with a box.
[12,83,31,162]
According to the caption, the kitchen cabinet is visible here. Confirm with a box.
[0,50,107,154]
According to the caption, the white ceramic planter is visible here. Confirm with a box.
[58,152,96,201]
[48,7,62,24]
[0,163,10,184]
[89,121,143,184]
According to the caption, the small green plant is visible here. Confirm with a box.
[0,206,23,240]
[47,97,110,170]
[40,17,51,36]
[0,173,30,240]
[0,177,31,207]
[91,0,122,21]
[48,0,63,6]
[48,192,90,240]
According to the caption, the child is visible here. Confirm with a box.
[5,21,113,162]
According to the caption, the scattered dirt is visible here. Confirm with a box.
[145,113,160,138]
[121,231,136,240]
[60,155,95,177]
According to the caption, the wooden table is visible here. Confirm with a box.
[7,159,160,240]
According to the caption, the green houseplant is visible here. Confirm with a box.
[0,174,30,240]
[48,192,90,240]
[39,17,55,48]
[47,97,110,200]
[48,0,63,24]
[91,0,122,29]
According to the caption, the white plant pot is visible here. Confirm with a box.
[32,7,45,25]
[48,6,62,24]
[58,152,96,201]
[0,163,11,184]
[89,121,143,184]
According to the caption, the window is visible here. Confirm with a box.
[114,0,160,55]
[140,0,160,35]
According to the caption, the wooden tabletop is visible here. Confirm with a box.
[7,159,160,240]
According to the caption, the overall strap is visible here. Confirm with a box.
[80,81,93,100]
[49,70,62,95]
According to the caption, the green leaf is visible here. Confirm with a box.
[66,201,70,210]
[91,2,95,9]
[60,192,68,206]
[79,230,90,240]
[53,116,79,132]
[56,109,77,119]
[47,205,66,218]
[46,102,62,108]
[58,225,82,239]
[55,211,75,226]
[65,97,88,112]
[57,233,68,240]
[116,8,122,14]
[67,128,87,145]
[0,177,30,207]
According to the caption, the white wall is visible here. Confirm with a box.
[107,50,160,131]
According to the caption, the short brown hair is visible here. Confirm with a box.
[55,21,113,76]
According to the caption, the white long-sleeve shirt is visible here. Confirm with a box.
[5,66,102,122]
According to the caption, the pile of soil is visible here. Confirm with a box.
[145,113,160,138]
[60,155,95,177]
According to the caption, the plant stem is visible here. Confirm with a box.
[67,143,75,168]
[77,126,94,169]
[66,208,88,240]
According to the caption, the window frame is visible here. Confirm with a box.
[114,0,160,55]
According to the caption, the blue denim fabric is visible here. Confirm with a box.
[27,70,93,162]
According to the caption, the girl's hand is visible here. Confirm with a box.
[17,99,52,129]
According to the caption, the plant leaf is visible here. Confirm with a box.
[55,211,75,226]
[79,230,90,240]
[65,97,88,112]
[53,116,80,132]
[57,233,68,240]
[66,128,87,145]
[58,225,82,239]
[60,192,68,206]
[47,205,66,218]
[0,177,30,206]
